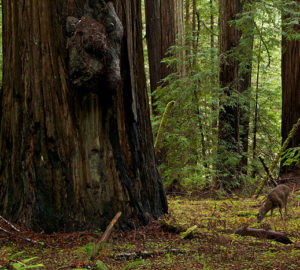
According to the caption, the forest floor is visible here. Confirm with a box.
[0,192,300,270]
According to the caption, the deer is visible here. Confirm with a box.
[257,184,290,223]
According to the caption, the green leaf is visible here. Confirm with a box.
[121,260,144,270]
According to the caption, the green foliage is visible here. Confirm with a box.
[8,252,44,269]
[153,27,219,188]
[78,242,96,257]
[152,0,285,191]
[291,190,300,207]
[281,147,300,166]
[95,260,109,270]
[154,100,175,149]
[121,260,144,269]
[255,119,300,197]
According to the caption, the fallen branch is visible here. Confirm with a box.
[115,248,188,260]
[235,226,293,244]
[258,157,277,187]
[0,226,42,245]
[100,211,122,242]
[180,225,198,239]
[0,215,20,232]
[90,211,122,260]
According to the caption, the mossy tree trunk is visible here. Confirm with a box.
[0,0,167,233]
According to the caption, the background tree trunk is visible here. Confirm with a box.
[216,0,243,190]
[145,0,184,115]
[145,0,161,115]
[239,16,254,174]
[0,0,167,233]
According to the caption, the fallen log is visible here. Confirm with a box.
[235,226,293,244]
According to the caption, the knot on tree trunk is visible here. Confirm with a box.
[66,1,123,93]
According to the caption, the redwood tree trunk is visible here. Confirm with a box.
[0,0,167,233]
[145,0,161,114]
[217,1,253,187]
[216,0,243,189]
[239,17,254,173]
[145,0,184,115]
[281,0,300,175]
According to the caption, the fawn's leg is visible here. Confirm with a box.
[270,208,273,221]
[284,202,288,218]
[279,207,283,220]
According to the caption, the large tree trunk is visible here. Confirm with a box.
[281,0,300,175]
[0,0,167,233]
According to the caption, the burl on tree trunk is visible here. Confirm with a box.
[0,0,167,233]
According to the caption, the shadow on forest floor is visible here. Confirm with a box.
[0,194,300,269]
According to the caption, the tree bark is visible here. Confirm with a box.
[216,0,253,189]
[281,0,300,175]
[239,17,254,173]
[216,0,243,189]
[145,0,184,115]
[0,0,167,233]
[185,0,191,64]
[252,38,262,178]
[145,0,161,114]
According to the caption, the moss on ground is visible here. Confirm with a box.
[0,194,299,269]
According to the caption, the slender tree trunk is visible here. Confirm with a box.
[252,39,262,178]
[192,0,197,68]
[210,0,218,147]
[192,14,207,166]
[0,0,167,233]
[280,0,300,175]
[210,0,214,52]
[239,18,254,174]
[185,0,191,68]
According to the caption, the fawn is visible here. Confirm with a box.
[257,184,290,223]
